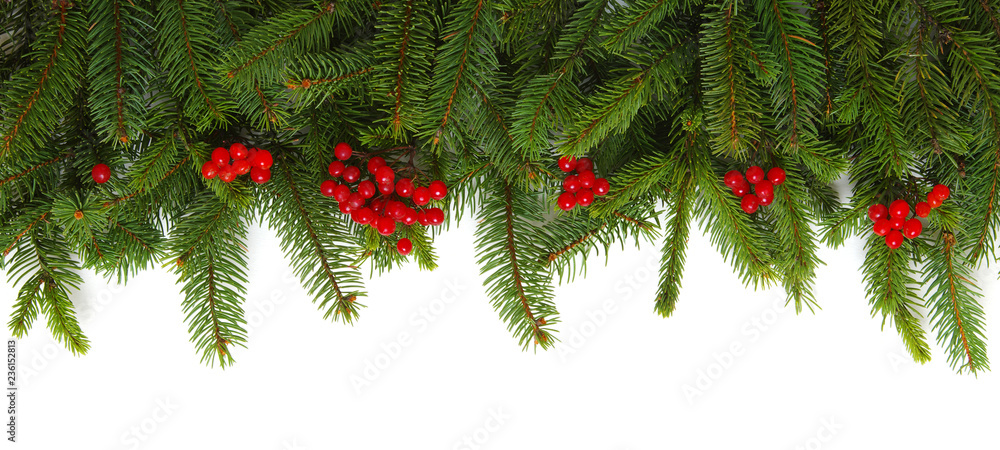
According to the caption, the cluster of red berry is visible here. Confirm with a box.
[200,143,274,184]
[555,156,610,211]
[723,166,786,214]
[321,142,448,256]
[868,184,950,249]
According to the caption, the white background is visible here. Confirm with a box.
[3,209,999,450]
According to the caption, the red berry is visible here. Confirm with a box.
[576,189,594,206]
[563,175,581,193]
[246,147,258,163]
[232,159,251,175]
[558,156,577,172]
[397,238,413,256]
[218,165,236,183]
[375,166,395,185]
[758,190,774,206]
[428,180,448,200]
[914,202,931,218]
[889,199,910,218]
[868,204,888,222]
[91,163,111,184]
[885,230,904,249]
[333,184,351,202]
[425,208,445,226]
[358,180,376,199]
[320,180,338,197]
[577,171,596,189]
[334,142,352,160]
[353,207,375,225]
[375,217,396,235]
[767,167,786,186]
[229,143,248,160]
[329,161,345,177]
[557,192,576,211]
[367,156,386,174]
[594,178,610,196]
[402,208,418,225]
[370,198,385,214]
[386,201,406,220]
[416,210,430,226]
[927,194,943,208]
[379,181,395,195]
[932,184,950,201]
[732,180,750,197]
[889,217,905,230]
[754,180,774,198]
[201,161,219,179]
[746,166,765,184]
[575,158,593,173]
[342,166,360,183]
[902,218,923,239]
[873,219,891,236]
[413,187,431,205]
[396,178,414,197]
[348,192,365,209]
[252,149,273,170]
[741,194,760,214]
[250,167,270,184]
[724,170,744,188]
[211,147,229,167]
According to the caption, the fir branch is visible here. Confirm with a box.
[656,172,694,317]
[601,0,699,54]
[767,162,821,314]
[925,232,989,374]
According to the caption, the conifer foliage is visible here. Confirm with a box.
[0,0,995,373]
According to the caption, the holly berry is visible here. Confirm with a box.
[558,156,577,172]
[758,191,774,206]
[329,161,345,177]
[425,208,445,226]
[246,147,258,164]
[211,147,229,167]
[218,165,236,183]
[577,171,596,189]
[342,166,360,183]
[873,219,891,236]
[402,208,418,225]
[577,189,595,207]
[885,230,904,249]
[746,166,765,184]
[379,181,395,195]
[348,192,365,209]
[429,180,448,200]
[563,175,581,193]
[201,161,219,179]
[889,217,905,230]
[754,180,774,199]
[230,143,248,160]
[767,167,786,186]
[375,166,395,185]
[868,204,888,222]
[250,167,270,184]
[557,192,576,211]
[416,210,430,226]
[397,238,413,256]
[889,199,910,218]
[232,159,251,176]
[253,149,273,170]
[334,142,352,160]
[931,184,950,201]
[353,207,375,225]
[367,156,386,174]
[741,194,760,214]
[902,218,923,239]
[91,163,111,184]
[358,180,376,199]
[339,201,353,215]
[576,158,593,173]
[396,178,414,197]
[386,201,406,220]
[320,180,338,197]
[371,198,385,214]
[413,187,431,205]
[732,180,750,197]
[927,194,943,208]
[914,202,931,218]
[724,170,744,188]
[594,178,610,196]
[333,184,351,202]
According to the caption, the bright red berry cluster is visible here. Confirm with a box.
[201,143,274,184]
[556,156,610,211]
[322,142,448,256]
[867,184,950,249]
[724,166,786,214]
